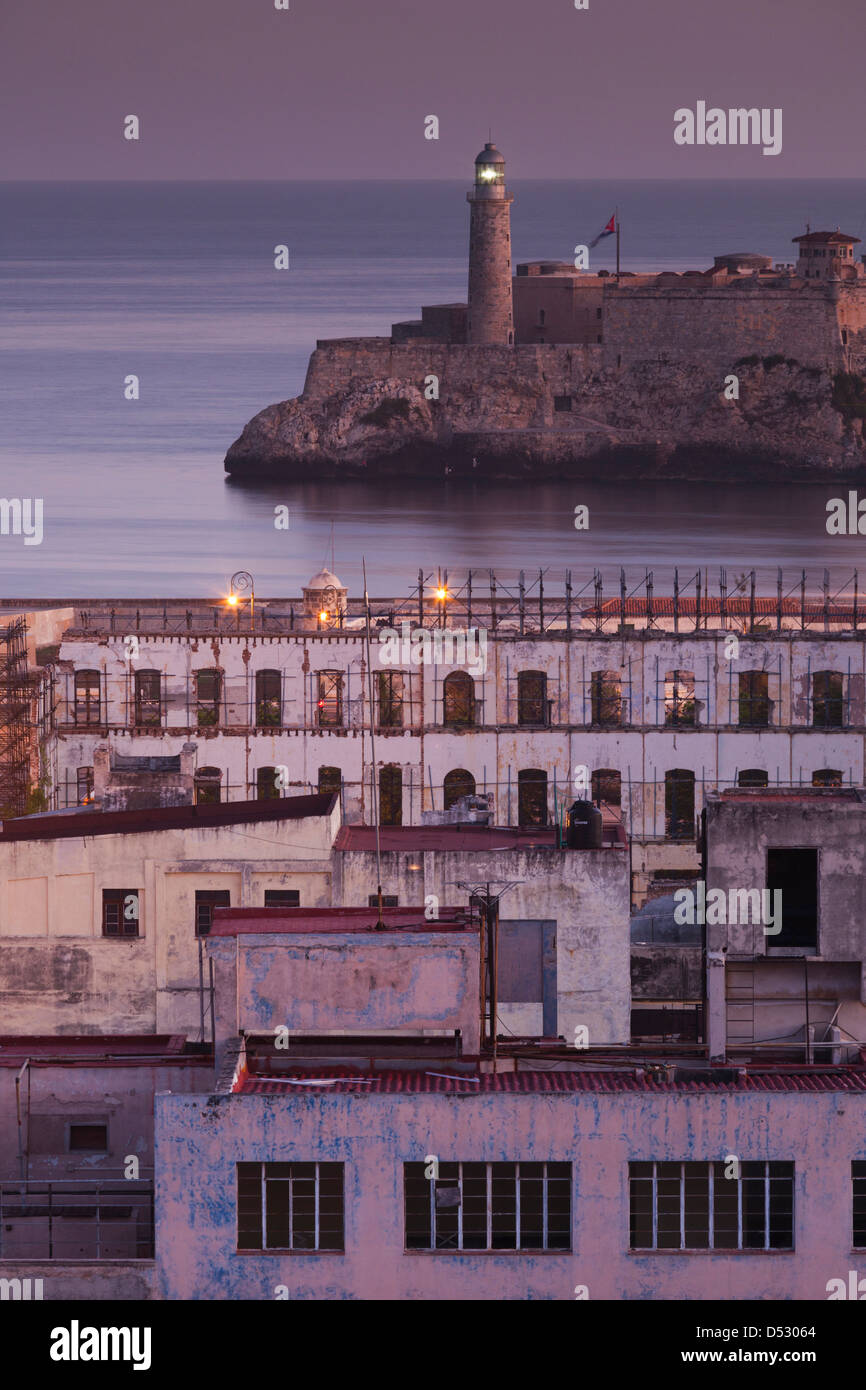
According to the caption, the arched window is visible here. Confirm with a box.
[379,765,402,826]
[664,670,696,726]
[812,768,843,787]
[590,670,622,725]
[738,769,768,788]
[255,670,281,727]
[317,766,342,798]
[665,769,695,841]
[591,769,621,807]
[195,670,222,727]
[134,671,161,727]
[738,671,770,727]
[194,766,222,805]
[443,671,475,726]
[444,768,476,809]
[256,766,280,800]
[74,670,101,726]
[812,671,844,727]
[517,670,548,726]
[518,769,548,826]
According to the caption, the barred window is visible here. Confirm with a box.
[629,1161,794,1251]
[102,889,139,938]
[316,672,343,727]
[590,670,622,725]
[264,890,300,908]
[255,670,281,727]
[74,670,101,726]
[404,1161,571,1252]
[738,670,770,727]
[664,670,696,726]
[237,1162,344,1251]
[195,889,230,937]
[853,1162,866,1247]
[195,669,222,727]
[812,670,844,727]
[134,671,161,727]
[377,671,404,728]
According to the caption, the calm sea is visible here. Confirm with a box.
[2,179,866,598]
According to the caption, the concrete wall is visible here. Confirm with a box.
[336,845,630,1044]
[603,283,846,370]
[0,808,337,1036]
[209,929,481,1054]
[154,1086,866,1300]
[0,1264,155,1300]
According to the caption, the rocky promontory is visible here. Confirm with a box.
[224,341,866,482]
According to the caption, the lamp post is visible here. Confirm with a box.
[228,571,255,631]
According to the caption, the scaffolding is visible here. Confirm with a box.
[0,618,31,818]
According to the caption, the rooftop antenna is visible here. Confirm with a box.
[362,556,386,929]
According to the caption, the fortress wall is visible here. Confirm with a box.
[602,286,843,370]
[303,341,603,401]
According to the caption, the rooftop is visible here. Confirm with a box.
[210,905,475,936]
[334,823,626,852]
[0,791,337,842]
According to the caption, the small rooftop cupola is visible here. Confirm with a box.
[302,568,348,628]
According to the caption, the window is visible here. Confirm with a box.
[629,1161,794,1251]
[590,670,622,725]
[264,890,300,908]
[255,670,281,727]
[538,308,546,327]
[368,894,398,907]
[738,769,768,788]
[377,671,404,728]
[74,670,101,726]
[69,1124,108,1153]
[738,670,770,726]
[444,768,476,809]
[665,769,695,841]
[195,889,230,937]
[812,768,843,787]
[194,766,222,805]
[812,670,844,727]
[591,769,621,806]
[237,1162,344,1251]
[256,766,280,800]
[665,670,696,726]
[443,671,475,726]
[133,671,161,726]
[853,1163,866,1247]
[76,766,94,803]
[195,670,222,727]
[317,672,343,727]
[517,670,548,725]
[379,765,402,826]
[404,1161,571,1252]
[518,769,548,826]
[102,888,139,938]
[767,848,818,949]
[553,395,572,412]
[317,766,342,798]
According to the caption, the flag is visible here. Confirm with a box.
[590,214,617,248]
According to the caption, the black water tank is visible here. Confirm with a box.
[566,799,604,849]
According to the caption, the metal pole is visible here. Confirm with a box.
[363,558,385,927]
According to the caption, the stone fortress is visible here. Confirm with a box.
[225,142,866,480]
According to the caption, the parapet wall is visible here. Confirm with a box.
[602,284,844,370]
[303,340,602,402]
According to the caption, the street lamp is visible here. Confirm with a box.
[228,571,255,630]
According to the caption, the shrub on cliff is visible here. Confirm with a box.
[832,372,866,421]
[360,397,413,427]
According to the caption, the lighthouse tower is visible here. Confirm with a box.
[466,142,514,345]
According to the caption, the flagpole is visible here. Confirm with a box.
[616,206,620,284]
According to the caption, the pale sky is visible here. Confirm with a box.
[1,0,864,179]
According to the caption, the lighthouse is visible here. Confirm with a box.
[466,142,514,345]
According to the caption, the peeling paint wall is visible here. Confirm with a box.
[154,1088,866,1301]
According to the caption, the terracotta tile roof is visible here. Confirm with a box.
[235,1067,866,1095]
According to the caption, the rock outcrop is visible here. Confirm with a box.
[224,343,866,481]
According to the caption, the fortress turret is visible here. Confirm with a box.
[466,143,514,345]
